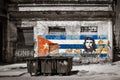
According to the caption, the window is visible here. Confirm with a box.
[80,26,98,33]
[17,27,33,47]
[48,26,66,34]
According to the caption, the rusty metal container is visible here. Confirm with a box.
[56,56,73,75]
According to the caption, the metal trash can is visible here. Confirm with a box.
[39,56,56,75]
[26,57,40,76]
[26,56,73,76]
[56,56,73,75]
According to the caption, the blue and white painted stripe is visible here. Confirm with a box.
[41,35,108,40]
[39,35,108,49]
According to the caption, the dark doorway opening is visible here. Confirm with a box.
[15,27,34,62]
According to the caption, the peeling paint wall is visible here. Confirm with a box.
[19,6,112,11]
[5,21,17,63]
[7,0,115,63]
[34,20,113,63]
[12,20,36,62]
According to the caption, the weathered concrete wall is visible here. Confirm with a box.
[115,0,120,48]
[7,0,115,63]
[11,21,36,62]
[0,0,8,63]
[18,6,112,11]
[14,47,34,62]
[21,21,37,27]
[5,21,17,63]
[34,20,113,63]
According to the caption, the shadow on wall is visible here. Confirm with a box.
[113,47,120,62]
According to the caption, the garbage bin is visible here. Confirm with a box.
[39,56,56,75]
[56,56,73,75]
[26,57,40,76]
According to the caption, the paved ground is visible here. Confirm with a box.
[1,62,120,80]
[0,69,27,77]
[0,74,120,80]
[0,63,27,77]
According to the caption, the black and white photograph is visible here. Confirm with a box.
[1,0,120,80]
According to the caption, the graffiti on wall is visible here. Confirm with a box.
[15,48,34,57]
[37,34,110,62]
[35,21,112,63]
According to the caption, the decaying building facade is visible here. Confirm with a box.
[5,0,117,63]
[0,0,8,63]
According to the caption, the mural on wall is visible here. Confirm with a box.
[35,21,112,63]
[37,36,59,56]
[38,35,109,58]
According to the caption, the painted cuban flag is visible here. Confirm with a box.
[38,34,109,58]
[37,36,59,56]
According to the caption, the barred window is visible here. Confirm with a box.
[17,27,33,47]
[48,26,66,34]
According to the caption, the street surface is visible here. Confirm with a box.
[1,62,120,80]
